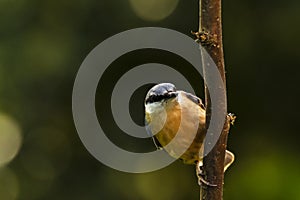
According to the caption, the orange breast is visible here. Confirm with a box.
[148,93,206,164]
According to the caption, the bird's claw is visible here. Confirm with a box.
[196,161,217,187]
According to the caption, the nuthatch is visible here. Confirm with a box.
[145,83,234,170]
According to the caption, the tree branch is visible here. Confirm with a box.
[195,0,230,199]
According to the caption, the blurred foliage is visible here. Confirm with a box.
[0,0,300,199]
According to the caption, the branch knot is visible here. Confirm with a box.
[191,30,218,47]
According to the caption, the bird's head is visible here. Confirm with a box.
[145,83,178,105]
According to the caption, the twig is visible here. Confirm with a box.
[193,0,230,199]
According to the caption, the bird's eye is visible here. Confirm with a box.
[146,95,164,103]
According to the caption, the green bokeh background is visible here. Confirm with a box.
[1,0,300,199]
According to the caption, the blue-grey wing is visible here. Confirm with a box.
[183,92,205,109]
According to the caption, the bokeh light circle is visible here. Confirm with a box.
[0,113,22,167]
[129,0,179,21]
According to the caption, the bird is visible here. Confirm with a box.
[144,83,234,171]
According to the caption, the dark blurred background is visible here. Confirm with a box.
[1,0,300,199]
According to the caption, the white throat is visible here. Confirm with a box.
[145,102,165,114]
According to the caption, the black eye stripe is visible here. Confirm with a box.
[145,92,177,104]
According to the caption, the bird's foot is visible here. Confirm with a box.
[195,161,217,187]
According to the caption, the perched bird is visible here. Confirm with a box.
[144,83,234,170]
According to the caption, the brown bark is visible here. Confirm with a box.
[195,0,230,199]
